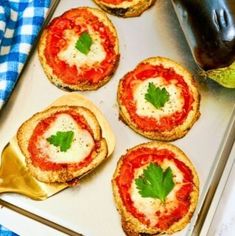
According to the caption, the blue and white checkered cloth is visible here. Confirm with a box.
[0,0,51,234]
[0,225,18,236]
[0,0,51,109]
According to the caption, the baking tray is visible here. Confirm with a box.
[0,0,235,235]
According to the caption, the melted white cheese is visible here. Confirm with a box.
[130,163,183,226]
[38,114,94,163]
[133,78,184,120]
[161,159,184,183]
[58,29,106,69]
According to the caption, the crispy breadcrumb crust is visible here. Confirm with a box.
[117,57,201,141]
[93,0,156,17]
[38,7,119,91]
[112,141,199,235]
[17,106,108,183]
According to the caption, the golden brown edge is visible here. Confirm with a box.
[17,106,108,183]
[93,0,156,18]
[117,56,201,141]
[16,92,116,183]
[38,7,120,91]
[112,141,199,235]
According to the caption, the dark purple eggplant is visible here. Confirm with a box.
[171,0,235,88]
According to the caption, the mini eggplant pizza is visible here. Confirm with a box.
[38,7,119,91]
[93,0,155,17]
[112,142,199,235]
[118,57,200,141]
[17,106,108,183]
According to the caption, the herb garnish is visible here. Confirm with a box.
[75,32,93,55]
[47,131,74,152]
[145,82,170,109]
[135,163,175,202]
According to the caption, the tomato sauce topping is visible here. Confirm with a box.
[119,63,195,132]
[28,110,100,171]
[115,147,194,230]
[44,8,118,85]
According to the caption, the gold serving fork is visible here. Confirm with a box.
[0,137,68,200]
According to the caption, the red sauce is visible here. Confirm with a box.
[28,110,99,171]
[119,63,194,132]
[115,147,194,230]
[44,8,118,86]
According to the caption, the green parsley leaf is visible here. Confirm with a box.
[135,163,175,202]
[145,82,170,109]
[47,131,74,152]
[75,32,93,55]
